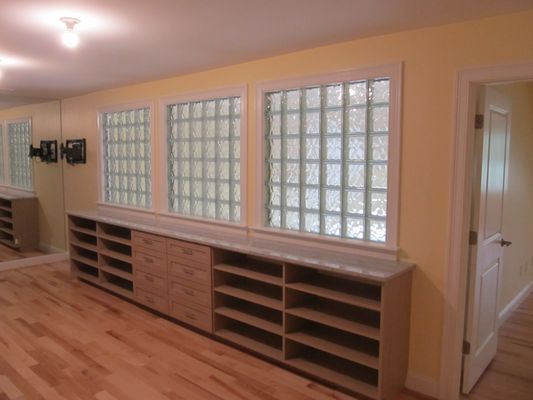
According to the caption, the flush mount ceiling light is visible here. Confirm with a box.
[60,17,81,48]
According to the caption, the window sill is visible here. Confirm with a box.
[249,226,398,261]
[0,184,36,196]
[157,211,247,237]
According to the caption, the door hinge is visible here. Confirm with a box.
[475,114,484,129]
[463,340,471,355]
[469,230,478,246]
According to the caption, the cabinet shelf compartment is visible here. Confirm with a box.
[214,274,283,311]
[286,264,381,311]
[215,314,283,360]
[0,199,12,211]
[100,254,133,279]
[213,255,283,286]
[98,223,131,243]
[101,271,134,297]
[0,209,12,219]
[0,226,14,235]
[286,291,380,340]
[99,238,132,262]
[69,216,97,232]
[70,230,98,247]
[214,293,283,335]
[286,341,379,399]
[71,259,99,282]
[70,244,98,268]
[0,217,13,225]
[285,316,379,369]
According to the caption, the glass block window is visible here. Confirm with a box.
[101,107,152,208]
[7,120,33,190]
[264,78,390,243]
[167,96,241,222]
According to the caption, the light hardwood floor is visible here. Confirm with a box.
[0,262,531,400]
[0,243,45,262]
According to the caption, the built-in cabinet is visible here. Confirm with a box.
[0,195,38,251]
[68,212,412,400]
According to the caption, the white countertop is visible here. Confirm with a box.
[68,209,414,282]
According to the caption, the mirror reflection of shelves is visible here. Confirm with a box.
[0,195,38,250]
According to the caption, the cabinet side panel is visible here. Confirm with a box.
[379,271,412,399]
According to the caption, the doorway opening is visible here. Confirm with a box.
[439,61,533,400]
[461,80,533,396]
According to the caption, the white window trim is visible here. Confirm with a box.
[0,117,35,193]
[96,100,157,214]
[158,85,248,230]
[253,63,402,259]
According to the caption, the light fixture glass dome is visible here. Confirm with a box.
[62,30,79,48]
[60,17,81,48]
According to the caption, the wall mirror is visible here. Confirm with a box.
[0,96,66,266]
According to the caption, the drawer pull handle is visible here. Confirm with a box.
[183,268,194,276]
[183,288,195,296]
[143,256,154,264]
[142,239,153,246]
[144,275,154,282]
[182,248,194,256]
[184,311,196,320]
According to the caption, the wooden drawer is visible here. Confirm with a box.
[170,299,212,332]
[133,249,166,276]
[167,238,211,265]
[169,278,211,308]
[133,231,166,254]
[135,269,167,294]
[135,288,168,313]
[168,256,211,285]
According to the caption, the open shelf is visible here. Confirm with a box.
[285,317,379,369]
[99,238,132,263]
[214,257,283,286]
[69,216,97,232]
[99,254,133,279]
[70,229,98,246]
[0,226,13,235]
[70,244,98,268]
[215,315,283,360]
[214,294,283,335]
[286,342,379,399]
[98,222,131,242]
[0,199,12,211]
[69,225,97,237]
[0,216,13,224]
[214,282,283,311]
[286,265,381,311]
[101,271,134,297]
[285,292,381,340]
[71,259,99,282]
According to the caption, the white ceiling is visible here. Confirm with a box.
[1,0,533,108]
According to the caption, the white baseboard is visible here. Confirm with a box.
[405,371,439,399]
[0,252,68,272]
[498,281,533,326]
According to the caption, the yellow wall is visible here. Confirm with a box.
[494,82,533,311]
[60,10,533,384]
[0,101,66,251]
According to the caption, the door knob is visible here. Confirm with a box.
[500,239,512,247]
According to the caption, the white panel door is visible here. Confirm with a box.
[462,86,511,393]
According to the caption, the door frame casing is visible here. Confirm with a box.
[439,60,533,400]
